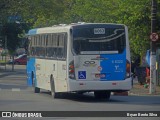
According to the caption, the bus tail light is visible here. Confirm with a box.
[69,61,76,79]
[126,60,131,78]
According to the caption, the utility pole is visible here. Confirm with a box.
[150,0,157,94]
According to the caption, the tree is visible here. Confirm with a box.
[2,23,23,53]
[65,0,152,57]
[4,0,66,27]
[1,0,160,60]
[1,22,24,71]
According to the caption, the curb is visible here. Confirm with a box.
[112,92,160,96]
[112,91,128,96]
[128,92,160,96]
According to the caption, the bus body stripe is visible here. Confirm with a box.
[27,58,36,86]
[100,49,126,81]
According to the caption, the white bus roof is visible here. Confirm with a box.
[27,23,126,36]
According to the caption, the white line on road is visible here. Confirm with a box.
[11,88,21,91]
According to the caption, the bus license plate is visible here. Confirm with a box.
[95,73,106,78]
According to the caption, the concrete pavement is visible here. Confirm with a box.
[0,65,160,96]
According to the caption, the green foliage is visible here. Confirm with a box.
[1,23,23,54]
[116,0,151,56]
[1,0,160,58]
[66,0,152,56]
[6,0,66,27]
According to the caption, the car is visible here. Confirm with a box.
[8,54,27,65]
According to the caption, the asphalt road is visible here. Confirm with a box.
[0,65,160,120]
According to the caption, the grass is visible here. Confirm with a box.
[0,60,7,64]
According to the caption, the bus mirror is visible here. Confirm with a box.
[74,56,79,68]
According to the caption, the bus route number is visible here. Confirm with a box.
[94,28,105,34]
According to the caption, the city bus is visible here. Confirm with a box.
[26,23,132,100]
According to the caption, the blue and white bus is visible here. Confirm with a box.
[26,23,132,100]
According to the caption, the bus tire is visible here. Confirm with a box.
[32,72,40,93]
[34,87,40,93]
[94,91,111,100]
[50,76,58,98]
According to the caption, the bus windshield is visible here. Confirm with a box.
[73,26,126,55]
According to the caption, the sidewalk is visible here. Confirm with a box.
[129,77,160,96]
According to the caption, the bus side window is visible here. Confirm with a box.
[56,33,67,59]
[63,34,67,59]
[31,36,36,56]
[46,33,57,59]
[46,34,51,58]
[52,34,58,59]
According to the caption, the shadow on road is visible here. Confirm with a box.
[39,91,160,105]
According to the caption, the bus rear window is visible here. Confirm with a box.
[73,26,126,54]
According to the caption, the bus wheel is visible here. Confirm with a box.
[94,91,111,100]
[34,87,40,93]
[32,72,40,93]
[50,77,58,98]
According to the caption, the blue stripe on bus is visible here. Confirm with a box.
[27,57,36,86]
[100,49,126,81]
[28,29,37,35]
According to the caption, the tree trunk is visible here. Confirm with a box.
[12,55,14,71]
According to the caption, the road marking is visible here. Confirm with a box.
[0,83,27,86]
[11,88,20,91]
[0,87,32,92]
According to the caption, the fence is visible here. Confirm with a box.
[0,55,12,71]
